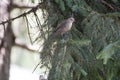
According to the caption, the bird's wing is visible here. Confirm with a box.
[53,20,67,34]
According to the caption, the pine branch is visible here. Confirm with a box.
[101,0,115,10]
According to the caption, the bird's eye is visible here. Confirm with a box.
[70,18,74,21]
[70,18,73,21]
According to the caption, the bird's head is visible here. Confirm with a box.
[68,17,75,23]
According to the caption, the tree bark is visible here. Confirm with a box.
[0,0,15,80]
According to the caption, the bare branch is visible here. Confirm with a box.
[14,41,37,52]
[0,2,45,25]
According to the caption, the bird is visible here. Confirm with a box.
[51,17,75,37]
[44,17,75,48]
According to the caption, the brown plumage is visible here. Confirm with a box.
[52,17,75,37]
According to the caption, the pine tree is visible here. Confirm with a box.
[37,0,120,80]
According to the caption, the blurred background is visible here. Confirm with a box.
[0,0,46,80]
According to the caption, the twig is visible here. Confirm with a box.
[0,2,45,25]
[32,61,41,73]
[14,41,37,52]
[101,0,115,10]
[25,16,33,44]
[33,12,46,40]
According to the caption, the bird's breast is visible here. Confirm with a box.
[60,23,72,35]
[66,23,72,31]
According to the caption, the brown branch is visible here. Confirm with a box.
[14,41,37,52]
[0,2,45,25]
[101,0,115,10]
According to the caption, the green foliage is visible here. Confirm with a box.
[106,12,120,17]
[55,0,65,13]
[36,0,120,80]
[97,41,120,64]
[72,0,91,16]
[96,41,120,64]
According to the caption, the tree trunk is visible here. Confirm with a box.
[0,0,15,80]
